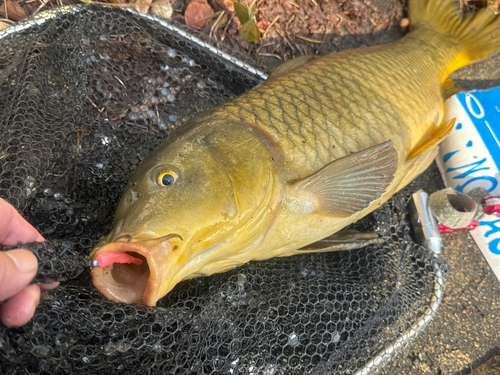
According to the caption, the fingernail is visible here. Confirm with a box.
[5,249,38,274]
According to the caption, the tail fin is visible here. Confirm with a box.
[409,0,500,63]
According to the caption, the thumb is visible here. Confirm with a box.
[0,249,38,301]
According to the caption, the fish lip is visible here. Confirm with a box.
[90,234,181,306]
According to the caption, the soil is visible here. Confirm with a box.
[2,0,500,373]
[175,0,406,69]
[474,353,500,375]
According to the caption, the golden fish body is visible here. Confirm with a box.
[201,25,461,260]
[90,0,500,305]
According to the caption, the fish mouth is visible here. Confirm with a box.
[90,234,182,306]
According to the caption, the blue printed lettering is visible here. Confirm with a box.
[465,93,485,119]
[479,220,500,255]
[479,219,500,237]
[487,238,500,255]
[455,176,498,192]
[443,150,458,163]
[446,158,489,179]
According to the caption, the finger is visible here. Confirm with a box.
[40,282,59,290]
[0,250,38,301]
[0,198,44,244]
[0,284,41,327]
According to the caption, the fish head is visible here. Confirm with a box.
[90,118,283,305]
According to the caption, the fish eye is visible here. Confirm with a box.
[158,170,178,186]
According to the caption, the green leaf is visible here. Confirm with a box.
[234,2,250,24]
[239,20,261,42]
[250,2,256,15]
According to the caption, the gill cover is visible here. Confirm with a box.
[90,118,282,305]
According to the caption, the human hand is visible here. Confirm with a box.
[0,198,59,327]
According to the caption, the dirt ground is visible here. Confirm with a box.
[475,354,500,375]
[2,0,500,373]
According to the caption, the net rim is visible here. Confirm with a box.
[0,4,268,80]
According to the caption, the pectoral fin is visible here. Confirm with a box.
[407,118,455,160]
[285,229,383,255]
[290,141,398,217]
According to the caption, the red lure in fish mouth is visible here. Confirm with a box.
[90,234,183,306]
[94,252,144,268]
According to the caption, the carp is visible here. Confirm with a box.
[90,0,500,305]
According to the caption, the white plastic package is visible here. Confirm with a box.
[437,87,500,281]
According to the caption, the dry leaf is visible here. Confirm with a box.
[134,0,153,14]
[0,1,27,21]
[0,21,8,31]
[184,0,214,30]
[221,0,234,12]
[257,19,269,32]
[151,1,173,19]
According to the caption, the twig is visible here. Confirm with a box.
[256,15,279,57]
[34,0,51,15]
[258,52,282,60]
[296,35,323,44]
[297,43,307,56]
[0,18,14,24]
[276,28,294,51]
[114,75,127,90]
[310,0,317,5]
[210,10,225,39]
[86,96,99,109]
[285,14,295,35]
[220,13,234,42]
[259,41,275,48]
[271,38,283,54]
[261,14,279,39]
[478,276,487,287]
[213,0,231,12]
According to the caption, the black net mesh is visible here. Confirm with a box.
[0,6,448,374]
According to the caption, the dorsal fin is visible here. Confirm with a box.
[269,55,319,80]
